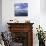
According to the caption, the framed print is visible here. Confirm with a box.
[14,3,28,16]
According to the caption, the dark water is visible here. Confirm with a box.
[15,12,28,16]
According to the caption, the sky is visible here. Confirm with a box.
[14,3,28,13]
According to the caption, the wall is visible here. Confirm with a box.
[2,0,46,46]
[0,0,2,32]
[2,0,40,31]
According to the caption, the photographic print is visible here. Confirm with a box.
[14,3,28,16]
